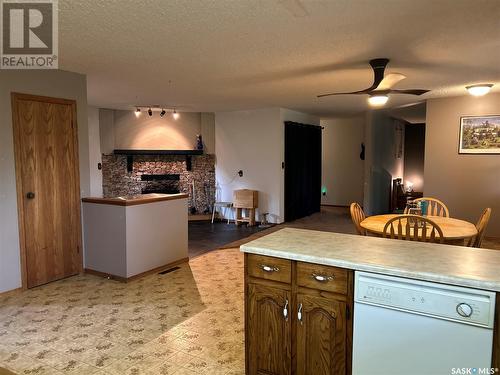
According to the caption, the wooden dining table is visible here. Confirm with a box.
[360,214,478,245]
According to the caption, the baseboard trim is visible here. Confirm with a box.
[0,287,22,299]
[84,257,189,282]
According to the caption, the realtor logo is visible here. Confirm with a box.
[1,0,58,69]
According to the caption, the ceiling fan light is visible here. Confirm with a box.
[368,95,389,107]
[466,84,493,97]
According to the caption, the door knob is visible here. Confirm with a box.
[26,192,35,199]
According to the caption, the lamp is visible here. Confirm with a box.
[368,94,389,107]
[466,84,493,97]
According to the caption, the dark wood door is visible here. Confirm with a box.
[296,293,347,375]
[284,121,322,222]
[247,283,292,375]
[12,93,82,288]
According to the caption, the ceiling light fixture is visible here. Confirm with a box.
[148,107,153,117]
[172,109,180,120]
[135,108,141,117]
[466,84,493,97]
[368,94,389,107]
[160,109,166,118]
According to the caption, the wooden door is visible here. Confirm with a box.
[296,293,347,375]
[247,283,292,375]
[12,93,82,288]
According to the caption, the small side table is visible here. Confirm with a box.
[211,202,233,224]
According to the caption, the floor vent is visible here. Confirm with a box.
[158,266,181,275]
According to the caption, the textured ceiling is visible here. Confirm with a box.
[59,0,500,116]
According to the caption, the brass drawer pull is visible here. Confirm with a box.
[312,273,334,282]
[260,264,280,273]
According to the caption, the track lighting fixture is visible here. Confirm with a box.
[173,109,180,120]
[135,108,141,117]
[160,109,166,118]
[148,107,153,117]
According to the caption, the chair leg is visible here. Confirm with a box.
[211,205,216,224]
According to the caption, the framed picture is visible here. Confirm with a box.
[459,115,500,154]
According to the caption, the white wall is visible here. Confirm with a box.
[88,106,103,196]
[0,70,89,293]
[321,116,365,206]
[215,108,320,223]
[215,108,282,222]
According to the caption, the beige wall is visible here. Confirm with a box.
[0,70,89,293]
[113,111,208,151]
[321,116,365,206]
[363,111,404,215]
[99,110,215,154]
[88,106,103,196]
[425,94,500,237]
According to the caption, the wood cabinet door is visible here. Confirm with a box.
[247,283,292,375]
[12,93,82,288]
[296,293,347,375]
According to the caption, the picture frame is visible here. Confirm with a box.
[459,115,500,154]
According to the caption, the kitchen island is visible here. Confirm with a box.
[241,228,500,375]
[82,193,188,281]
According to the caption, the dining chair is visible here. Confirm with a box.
[383,215,444,243]
[467,208,492,248]
[404,197,450,217]
[350,202,366,235]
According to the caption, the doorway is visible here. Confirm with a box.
[12,93,82,288]
[284,121,322,222]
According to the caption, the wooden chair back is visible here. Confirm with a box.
[404,197,450,217]
[383,215,444,243]
[467,208,492,248]
[350,202,366,235]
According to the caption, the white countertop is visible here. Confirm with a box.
[240,228,500,292]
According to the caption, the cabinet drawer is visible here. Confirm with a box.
[247,254,291,284]
[297,262,348,294]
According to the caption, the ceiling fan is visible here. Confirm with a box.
[317,58,430,106]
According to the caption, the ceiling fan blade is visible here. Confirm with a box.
[317,90,368,98]
[389,89,430,96]
[376,73,406,91]
[368,58,389,91]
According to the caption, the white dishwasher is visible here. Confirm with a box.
[352,271,496,375]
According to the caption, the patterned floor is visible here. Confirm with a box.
[0,249,245,375]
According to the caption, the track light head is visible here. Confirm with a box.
[148,108,153,117]
[135,108,141,117]
[173,109,180,120]
[160,109,166,118]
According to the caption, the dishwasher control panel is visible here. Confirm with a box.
[355,271,496,328]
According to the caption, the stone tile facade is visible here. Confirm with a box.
[102,154,215,214]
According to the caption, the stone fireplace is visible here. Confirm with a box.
[102,153,215,214]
